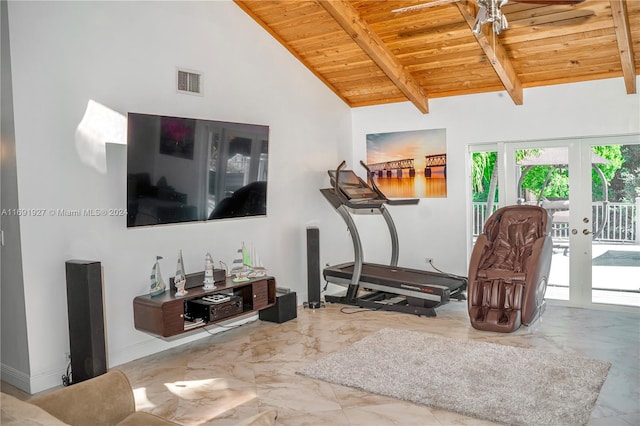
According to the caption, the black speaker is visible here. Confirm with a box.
[259,291,297,323]
[65,260,107,384]
[305,226,323,309]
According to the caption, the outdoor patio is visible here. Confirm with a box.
[547,242,640,307]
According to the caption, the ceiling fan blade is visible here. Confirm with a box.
[512,0,585,4]
[392,0,460,13]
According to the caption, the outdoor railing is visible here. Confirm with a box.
[471,197,639,244]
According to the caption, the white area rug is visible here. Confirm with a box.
[297,328,611,425]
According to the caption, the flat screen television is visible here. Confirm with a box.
[126,113,269,227]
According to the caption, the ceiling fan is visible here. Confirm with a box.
[392,0,585,35]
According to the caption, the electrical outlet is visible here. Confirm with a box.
[64,352,71,362]
[425,257,433,264]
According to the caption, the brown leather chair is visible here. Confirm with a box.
[468,205,553,332]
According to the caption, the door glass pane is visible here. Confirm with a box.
[516,147,570,301]
[591,144,640,307]
[471,151,499,242]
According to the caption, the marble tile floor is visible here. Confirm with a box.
[4,301,639,425]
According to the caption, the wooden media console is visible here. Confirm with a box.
[133,275,276,338]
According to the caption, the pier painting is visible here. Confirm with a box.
[366,128,447,199]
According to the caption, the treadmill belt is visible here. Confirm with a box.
[327,262,466,290]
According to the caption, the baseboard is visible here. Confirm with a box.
[1,363,31,393]
[28,366,71,394]
[2,361,76,395]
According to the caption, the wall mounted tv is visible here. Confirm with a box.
[127,113,269,227]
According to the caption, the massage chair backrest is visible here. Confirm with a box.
[479,205,551,273]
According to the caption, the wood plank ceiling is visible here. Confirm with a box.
[235,0,639,114]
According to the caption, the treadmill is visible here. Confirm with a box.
[321,161,467,316]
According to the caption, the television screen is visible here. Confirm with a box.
[127,113,269,227]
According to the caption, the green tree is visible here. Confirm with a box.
[620,168,640,201]
[472,146,628,203]
[591,145,623,201]
[518,146,623,202]
[609,144,640,202]
[471,152,497,202]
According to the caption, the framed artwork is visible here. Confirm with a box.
[366,128,447,198]
[159,117,196,160]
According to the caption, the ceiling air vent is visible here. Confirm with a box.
[177,68,202,95]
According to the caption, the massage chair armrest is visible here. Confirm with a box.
[467,235,491,307]
[468,235,490,279]
[30,370,136,425]
[520,235,554,324]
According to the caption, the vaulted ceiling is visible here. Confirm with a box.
[235,0,639,113]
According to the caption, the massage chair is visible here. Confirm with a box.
[468,205,553,332]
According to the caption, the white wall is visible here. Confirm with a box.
[351,78,640,275]
[6,0,352,393]
[1,0,30,389]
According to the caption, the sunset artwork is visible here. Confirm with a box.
[366,129,447,199]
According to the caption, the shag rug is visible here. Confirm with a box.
[297,329,611,426]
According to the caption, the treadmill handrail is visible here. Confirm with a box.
[380,204,399,267]
[319,189,400,284]
[359,160,419,205]
[359,160,387,201]
[334,160,347,197]
[335,205,364,288]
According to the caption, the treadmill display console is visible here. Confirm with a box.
[328,170,378,200]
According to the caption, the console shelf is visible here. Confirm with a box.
[133,276,276,338]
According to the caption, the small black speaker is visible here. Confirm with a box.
[305,227,323,309]
[65,260,107,384]
[259,291,297,323]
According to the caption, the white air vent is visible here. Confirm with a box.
[177,68,202,95]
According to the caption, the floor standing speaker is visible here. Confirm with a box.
[65,260,107,384]
[305,227,324,308]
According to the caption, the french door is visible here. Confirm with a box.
[469,135,640,310]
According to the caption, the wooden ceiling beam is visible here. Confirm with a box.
[609,0,636,94]
[317,0,429,113]
[456,1,524,105]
